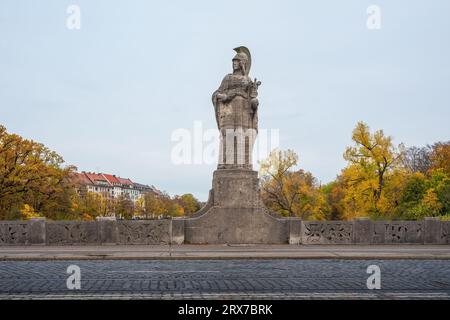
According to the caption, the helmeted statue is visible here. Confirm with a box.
[185,47,287,245]
[212,46,261,170]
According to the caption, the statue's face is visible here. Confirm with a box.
[232,59,241,72]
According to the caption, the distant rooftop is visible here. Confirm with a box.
[70,171,155,192]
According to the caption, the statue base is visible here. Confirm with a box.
[184,169,294,244]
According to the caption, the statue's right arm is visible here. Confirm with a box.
[212,75,231,103]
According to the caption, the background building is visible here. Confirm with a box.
[70,171,157,203]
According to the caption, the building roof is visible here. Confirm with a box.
[71,171,157,194]
[117,177,133,186]
[133,182,154,191]
[69,172,93,185]
[83,172,111,186]
[101,173,121,185]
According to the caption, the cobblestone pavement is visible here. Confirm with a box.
[0,259,449,299]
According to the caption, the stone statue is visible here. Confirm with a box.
[184,46,292,245]
[212,46,261,170]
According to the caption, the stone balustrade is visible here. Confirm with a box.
[0,217,448,245]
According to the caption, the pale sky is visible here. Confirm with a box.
[1,0,449,200]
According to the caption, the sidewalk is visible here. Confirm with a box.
[1,244,450,260]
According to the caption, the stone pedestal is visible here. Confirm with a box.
[184,169,289,244]
[211,169,262,208]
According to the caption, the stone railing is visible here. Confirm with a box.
[0,217,448,245]
[0,219,185,246]
[288,218,449,245]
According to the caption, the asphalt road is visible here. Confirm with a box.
[1,259,450,299]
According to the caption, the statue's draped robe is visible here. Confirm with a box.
[212,73,258,169]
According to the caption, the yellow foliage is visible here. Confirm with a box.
[421,189,443,213]
[260,149,329,220]
[82,213,94,221]
[20,204,43,220]
[179,194,201,215]
[338,122,404,218]
[1,125,76,220]
[430,142,450,175]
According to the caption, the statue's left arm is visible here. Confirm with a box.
[249,78,261,112]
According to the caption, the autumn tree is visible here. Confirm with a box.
[0,125,76,220]
[143,192,168,218]
[322,180,346,220]
[342,122,404,215]
[402,146,432,174]
[402,142,449,176]
[259,149,329,220]
[134,196,146,218]
[167,201,185,217]
[390,141,449,220]
[115,194,135,219]
[70,190,115,220]
[393,169,450,220]
[178,193,201,216]
[429,141,450,175]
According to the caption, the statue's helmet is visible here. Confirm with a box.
[232,46,252,76]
